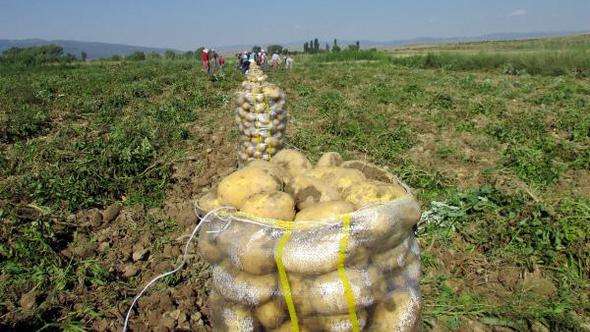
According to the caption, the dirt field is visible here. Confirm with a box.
[1,38,589,331]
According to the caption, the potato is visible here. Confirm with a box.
[241,192,295,221]
[197,231,223,263]
[367,288,422,332]
[254,298,286,329]
[208,292,259,331]
[341,160,396,183]
[271,149,312,177]
[372,236,412,272]
[218,167,281,208]
[303,269,376,315]
[294,201,355,222]
[212,261,277,306]
[271,322,311,332]
[218,303,260,332]
[316,151,343,167]
[349,199,420,249]
[344,180,406,209]
[288,273,316,316]
[304,167,366,193]
[286,174,341,210]
[281,230,360,275]
[348,246,371,268]
[221,223,277,275]
[197,191,223,214]
[303,309,368,331]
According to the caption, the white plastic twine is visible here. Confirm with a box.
[122,205,234,332]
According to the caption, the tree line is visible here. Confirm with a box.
[303,38,360,54]
[0,44,205,66]
[0,45,78,66]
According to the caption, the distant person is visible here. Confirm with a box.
[236,52,242,69]
[285,55,294,70]
[285,55,293,70]
[201,49,209,73]
[241,52,250,74]
[210,50,219,75]
[259,51,267,68]
[271,53,280,69]
[219,55,225,68]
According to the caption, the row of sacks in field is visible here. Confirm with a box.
[196,149,422,331]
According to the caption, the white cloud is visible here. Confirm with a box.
[508,9,527,17]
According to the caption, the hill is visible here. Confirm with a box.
[0,39,179,60]
[216,30,590,53]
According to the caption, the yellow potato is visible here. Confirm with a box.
[197,231,223,263]
[304,269,376,315]
[286,174,341,210]
[348,246,371,268]
[254,298,286,329]
[344,180,406,209]
[357,199,420,249]
[241,192,295,221]
[367,288,422,332]
[294,201,355,222]
[217,302,260,332]
[271,322,311,332]
[303,309,368,331]
[372,236,412,272]
[271,149,312,177]
[281,230,361,275]
[211,261,277,306]
[196,191,223,213]
[287,273,316,316]
[341,160,396,183]
[316,151,343,167]
[217,167,280,208]
[222,223,277,275]
[304,167,366,193]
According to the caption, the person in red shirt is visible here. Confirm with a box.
[200,49,209,73]
[219,55,225,68]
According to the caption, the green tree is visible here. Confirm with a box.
[332,39,341,52]
[183,51,194,59]
[267,44,283,55]
[313,38,319,53]
[303,42,309,53]
[0,44,68,66]
[80,51,87,61]
[62,53,77,63]
[348,41,360,51]
[164,50,176,59]
[252,45,262,53]
[110,54,122,61]
[147,52,161,59]
[126,51,146,61]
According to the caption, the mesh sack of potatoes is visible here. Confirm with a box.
[196,150,422,331]
[236,63,288,166]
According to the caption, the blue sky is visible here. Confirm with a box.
[1,0,589,50]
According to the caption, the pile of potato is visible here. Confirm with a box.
[197,149,422,331]
[235,63,288,165]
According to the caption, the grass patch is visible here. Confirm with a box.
[312,49,389,62]
[391,50,590,76]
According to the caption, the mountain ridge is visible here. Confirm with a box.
[2,30,588,59]
[0,39,180,60]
